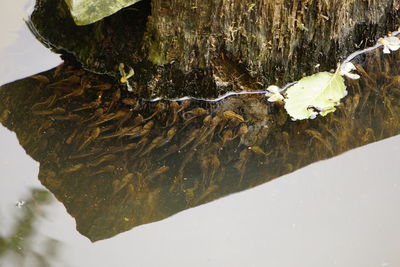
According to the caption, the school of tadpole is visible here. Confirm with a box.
[0,47,399,241]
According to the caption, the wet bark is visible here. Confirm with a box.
[30,0,400,98]
[147,0,400,82]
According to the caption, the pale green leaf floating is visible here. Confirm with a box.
[284,72,347,120]
[64,0,143,25]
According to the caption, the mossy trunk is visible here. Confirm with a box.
[146,0,399,82]
[30,0,400,98]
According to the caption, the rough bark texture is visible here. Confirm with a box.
[146,0,400,80]
[30,0,400,98]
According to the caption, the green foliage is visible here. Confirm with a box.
[284,72,347,120]
[64,0,143,25]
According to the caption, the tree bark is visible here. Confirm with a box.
[146,0,400,81]
[31,0,400,98]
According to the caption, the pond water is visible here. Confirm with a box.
[1,1,400,267]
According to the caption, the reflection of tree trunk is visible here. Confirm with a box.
[31,0,400,98]
[0,46,399,241]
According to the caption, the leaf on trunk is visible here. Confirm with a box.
[284,72,347,120]
[64,0,143,25]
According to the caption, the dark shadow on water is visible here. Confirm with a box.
[0,48,399,241]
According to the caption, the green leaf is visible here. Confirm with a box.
[64,0,143,25]
[284,72,347,120]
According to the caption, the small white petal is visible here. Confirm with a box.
[266,85,281,94]
[383,45,391,54]
[387,44,400,51]
[267,94,284,102]
[344,72,360,80]
[384,36,400,45]
[340,62,356,74]
[339,62,360,80]
[127,82,133,92]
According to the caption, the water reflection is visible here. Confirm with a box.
[0,189,61,267]
[0,47,399,241]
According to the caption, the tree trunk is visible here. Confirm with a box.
[146,0,399,82]
[31,0,400,98]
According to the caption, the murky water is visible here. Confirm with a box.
[1,1,400,267]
